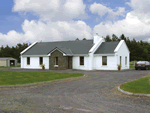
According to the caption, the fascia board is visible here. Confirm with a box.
[73,54,89,57]
[89,38,103,53]
[124,41,130,53]
[114,40,124,52]
[114,40,130,53]
[47,48,66,56]
[22,55,48,57]
[94,54,115,56]
[20,41,38,55]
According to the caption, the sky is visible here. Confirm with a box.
[0,0,150,47]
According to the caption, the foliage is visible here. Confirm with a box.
[75,38,79,40]
[83,38,87,40]
[0,71,83,85]
[117,64,121,68]
[40,64,45,67]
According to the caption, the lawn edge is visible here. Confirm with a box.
[0,74,87,89]
[118,86,150,97]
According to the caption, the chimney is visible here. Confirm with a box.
[94,33,101,44]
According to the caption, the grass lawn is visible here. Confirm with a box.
[120,75,150,94]
[0,71,83,85]
[130,65,135,69]
[0,65,20,68]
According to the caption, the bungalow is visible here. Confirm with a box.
[20,33,130,70]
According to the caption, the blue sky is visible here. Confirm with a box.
[0,0,150,47]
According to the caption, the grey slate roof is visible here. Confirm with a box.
[22,40,94,55]
[0,57,13,60]
[94,42,120,54]
[22,40,120,55]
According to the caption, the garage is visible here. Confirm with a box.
[0,57,17,67]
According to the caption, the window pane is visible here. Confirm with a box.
[27,57,30,65]
[102,56,107,65]
[80,56,84,65]
[39,57,43,65]
[56,57,58,65]
[125,57,127,65]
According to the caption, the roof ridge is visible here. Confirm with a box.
[69,48,73,55]
[39,39,93,43]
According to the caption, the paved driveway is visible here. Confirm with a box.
[0,69,150,113]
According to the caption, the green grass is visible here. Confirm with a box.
[120,75,150,94]
[0,71,83,85]
[0,65,20,68]
[130,65,135,69]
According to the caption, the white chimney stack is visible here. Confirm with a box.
[94,33,102,44]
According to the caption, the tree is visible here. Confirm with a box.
[76,38,79,41]
[112,34,119,41]
[119,34,126,42]
[104,35,112,42]
[83,38,87,40]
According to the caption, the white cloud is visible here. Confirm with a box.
[0,31,25,47]
[89,2,126,19]
[126,0,150,24]
[1,0,150,47]
[93,12,150,41]
[13,0,88,22]
[0,19,92,47]
[0,0,92,47]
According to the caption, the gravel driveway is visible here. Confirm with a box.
[0,69,150,113]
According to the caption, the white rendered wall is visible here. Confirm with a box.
[93,55,117,70]
[72,56,89,70]
[116,42,130,70]
[21,56,49,69]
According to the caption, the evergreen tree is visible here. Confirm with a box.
[120,34,126,42]
[76,38,79,41]
[83,38,87,40]
[112,34,119,41]
[104,35,112,42]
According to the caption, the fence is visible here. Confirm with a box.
[130,61,138,66]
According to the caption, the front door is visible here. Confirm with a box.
[68,56,72,69]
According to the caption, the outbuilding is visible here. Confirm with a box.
[0,57,18,67]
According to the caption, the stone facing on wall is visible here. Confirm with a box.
[49,50,68,70]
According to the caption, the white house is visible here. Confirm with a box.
[20,33,130,70]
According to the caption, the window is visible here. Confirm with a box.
[39,57,43,65]
[27,57,30,65]
[120,56,122,65]
[80,56,84,65]
[125,57,127,65]
[55,57,58,65]
[102,56,107,65]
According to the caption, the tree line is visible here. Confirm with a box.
[0,43,31,63]
[0,34,149,63]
